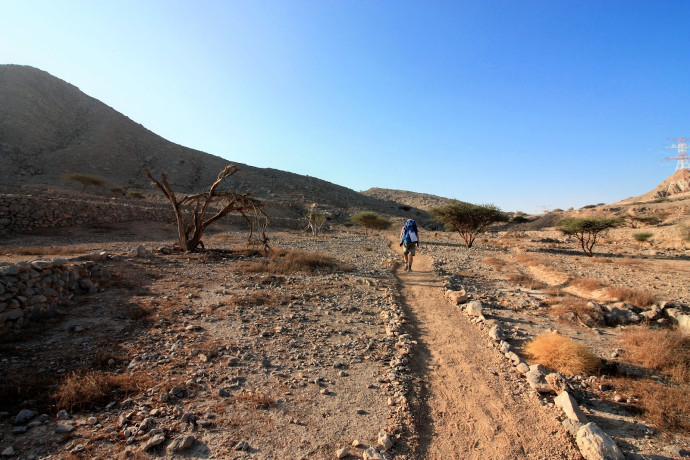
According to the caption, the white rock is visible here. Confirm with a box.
[554,391,589,423]
[576,422,624,460]
[465,301,484,317]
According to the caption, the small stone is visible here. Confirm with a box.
[14,409,37,425]
[55,423,75,433]
[561,418,584,437]
[352,439,363,447]
[168,435,196,453]
[87,416,98,425]
[516,362,530,374]
[234,441,250,451]
[363,447,386,460]
[1,446,15,457]
[336,447,348,459]
[57,410,71,420]
[378,431,394,450]
[141,433,166,452]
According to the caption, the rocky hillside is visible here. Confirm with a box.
[619,169,690,203]
[0,65,429,220]
[362,187,461,211]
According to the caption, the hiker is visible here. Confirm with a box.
[400,219,419,271]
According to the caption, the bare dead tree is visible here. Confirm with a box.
[145,165,268,252]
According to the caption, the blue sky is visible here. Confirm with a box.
[2,1,689,213]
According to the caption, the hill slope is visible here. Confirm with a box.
[362,187,460,211]
[0,65,427,219]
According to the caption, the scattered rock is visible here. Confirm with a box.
[378,431,394,450]
[576,422,624,460]
[167,435,196,453]
[554,391,588,423]
[14,409,37,425]
[336,447,349,459]
[140,433,166,452]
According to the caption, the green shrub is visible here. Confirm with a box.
[633,232,654,242]
[351,212,391,235]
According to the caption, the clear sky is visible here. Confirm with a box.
[2,1,689,213]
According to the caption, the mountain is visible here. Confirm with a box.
[0,65,431,220]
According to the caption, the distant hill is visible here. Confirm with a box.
[362,188,460,211]
[619,169,690,203]
[0,65,430,221]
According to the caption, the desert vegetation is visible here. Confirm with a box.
[430,202,509,248]
[145,165,267,252]
[62,173,108,192]
[558,217,622,256]
[350,211,391,235]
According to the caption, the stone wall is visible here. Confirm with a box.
[0,193,172,233]
[0,253,106,338]
[0,193,307,233]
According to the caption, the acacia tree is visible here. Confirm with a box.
[431,202,509,248]
[63,173,107,192]
[351,211,391,235]
[558,217,621,256]
[145,165,267,252]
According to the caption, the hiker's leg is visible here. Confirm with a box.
[408,254,414,270]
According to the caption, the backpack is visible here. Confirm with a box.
[401,219,418,243]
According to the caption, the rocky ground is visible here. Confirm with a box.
[0,221,688,459]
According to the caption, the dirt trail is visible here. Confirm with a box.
[394,247,580,459]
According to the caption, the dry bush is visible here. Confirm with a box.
[514,254,544,266]
[54,371,153,411]
[234,391,275,409]
[620,327,690,383]
[570,277,605,292]
[482,257,506,270]
[543,286,567,298]
[228,291,288,308]
[237,249,352,273]
[613,378,690,432]
[524,332,601,375]
[507,273,547,290]
[606,286,656,307]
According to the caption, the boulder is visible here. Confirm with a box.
[576,423,624,460]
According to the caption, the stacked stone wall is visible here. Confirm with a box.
[0,253,106,338]
[0,194,172,233]
[0,193,306,233]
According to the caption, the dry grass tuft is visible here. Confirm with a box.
[237,249,352,273]
[613,378,690,432]
[524,332,601,375]
[234,391,276,409]
[570,277,605,292]
[54,371,153,411]
[507,273,547,290]
[514,254,544,266]
[606,286,656,307]
[620,327,690,383]
[482,257,506,270]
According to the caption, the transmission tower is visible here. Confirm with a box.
[664,138,689,193]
